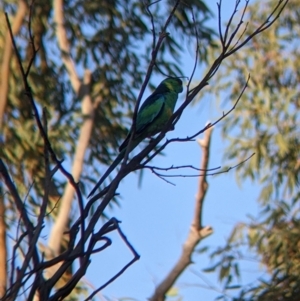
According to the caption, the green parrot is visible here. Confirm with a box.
[88,77,183,198]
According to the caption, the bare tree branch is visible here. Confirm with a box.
[145,153,255,180]
[149,127,214,301]
[1,0,290,299]
[47,70,94,258]
[0,159,40,300]
[0,192,7,298]
[122,0,181,166]
[84,218,140,301]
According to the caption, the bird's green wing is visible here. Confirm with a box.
[135,93,165,134]
[118,93,165,152]
[88,148,126,198]
[90,78,183,196]
[89,137,143,198]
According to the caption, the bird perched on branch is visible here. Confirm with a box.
[88,77,183,198]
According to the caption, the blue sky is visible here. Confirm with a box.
[87,109,262,301]
[83,1,265,300]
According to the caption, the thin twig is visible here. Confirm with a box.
[217,0,224,46]
[187,4,200,92]
[148,153,255,179]
[84,219,140,301]
[122,0,181,167]
[140,75,250,169]
[5,11,85,240]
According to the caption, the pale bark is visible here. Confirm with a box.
[149,127,214,301]
[0,196,6,298]
[0,2,27,296]
[48,0,95,261]
[48,70,94,254]
[0,0,27,128]
[53,0,80,93]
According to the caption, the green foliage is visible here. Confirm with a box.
[200,0,300,300]
[206,1,300,205]
[0,0,214,205]
[0,0,215,299]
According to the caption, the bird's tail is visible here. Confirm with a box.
[87,138,142,198]
[118,134,129,152]
[87,149,125,198]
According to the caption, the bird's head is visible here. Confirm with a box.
[156,77,183,94]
